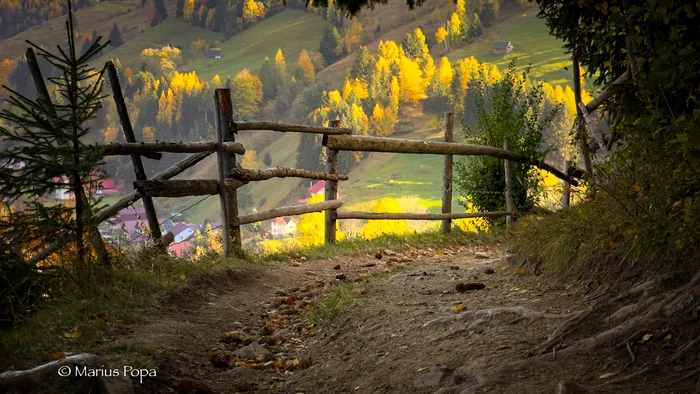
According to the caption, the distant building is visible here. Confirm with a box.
[204,48,222,60]
[92,179,124,196]
[270,217,297,238]
[170,222,196,243]
[169,240,193,258]
[169,42,182,50]
[492,41,514,54]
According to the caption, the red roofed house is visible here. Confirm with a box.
[270,216,297,238]
[92,179,125,196]
[169,240,193,258]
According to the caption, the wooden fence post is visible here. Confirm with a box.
[561,160,571,209]
[106,61,163,247]
[441,112,454,234]
[214,89,242,257]
[324,119,341,245]
[503,138,513,230]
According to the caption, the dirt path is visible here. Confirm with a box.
[115,245,699,394]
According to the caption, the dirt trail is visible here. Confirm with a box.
[115,245,699,394]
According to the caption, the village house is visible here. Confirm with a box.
[204,48,222,60]
[270,216,297,238]
[492,41,514,54]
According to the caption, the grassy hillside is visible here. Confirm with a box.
[0,0,166,60]
[446,9,572,85]
[181,10,325,80]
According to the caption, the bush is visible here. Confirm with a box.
[454,62,559,223]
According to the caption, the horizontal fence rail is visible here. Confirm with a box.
[235,200,343,226]
[134,179,245,197]
[235,121,352,135]
[232,167,349,182]
[334,211,512,220]
[96,141,245,156]
[323,134,576,186]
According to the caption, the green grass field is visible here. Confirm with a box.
[446,9,572,85]
[181,10,325,80]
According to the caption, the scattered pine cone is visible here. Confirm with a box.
[455,282,486,293]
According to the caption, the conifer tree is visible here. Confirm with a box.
[154,0,168,20]
[319,24,342,65]
[109,23,124,47]
[0,3,110,268]
[263,152,272,166]
[350,46,374,83]
[176,0,185,18]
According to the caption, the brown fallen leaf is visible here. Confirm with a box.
[51,352,65,360]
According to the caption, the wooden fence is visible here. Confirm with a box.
[23,51,583,262]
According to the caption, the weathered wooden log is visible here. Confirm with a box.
[26,152,212,266]
[233,167,349,182]
[97,141,244,156]
[235,200,343,226]
[324,135,577,186]
[134,179,244,197]
[584,70,630,112]
[334,211,512,220]
[325,119,342,245]
[107,61,163,244]
[235,121,352,135]
[215,89,242,256]
[504,138,514,230]
[442,112,454,234]
[578,102,610,154]
[0,353,134,394]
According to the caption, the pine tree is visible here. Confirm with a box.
[259,57,280,100]
[154,0,168,20]
[319,24,342,65]
[0,5,110,268]
[109,23,124,47]
[479,0,498,28]
[176,0,185,18]
[350,46,374,82]
[263,152,272,166]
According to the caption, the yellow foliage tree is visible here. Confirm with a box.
[378,41,401,65]
[361,198,413,240]
[456,202,489,233]
[274,49,286,75]
[398,56,426,104]
[183,0,195,21]
[243,0,265,22]
[328,90,342,109]
[296,193,345,247]
[241,151,257,169]
[143,126,155,142]
[435,26,449,50]
[212,74,222,87]
[437,57,454,92]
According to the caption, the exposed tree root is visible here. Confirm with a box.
[605,337,700,385]
[422,306,575,330]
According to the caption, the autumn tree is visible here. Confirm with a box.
[295,49,316,84]
[401,28,429,63]
[398,56,426,104]
[361,198,412,239]
[228,69,264,119]
[242,0,265,22]
[296,193,344,247]
[241,151,257,169]
[154,0,168,20]
[435,26,449,51]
